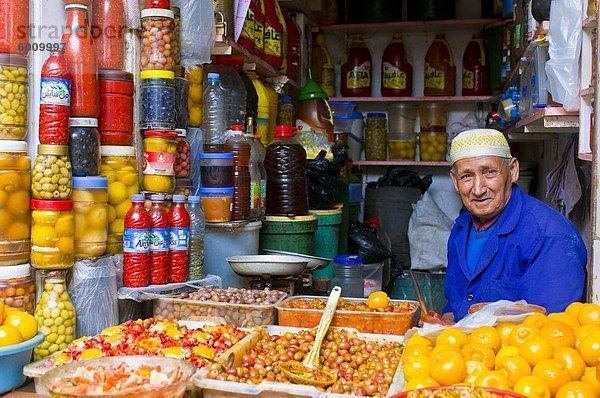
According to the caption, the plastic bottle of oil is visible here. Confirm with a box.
[424,34,456,96]
[312,31,335,97]
[245,65,271,145]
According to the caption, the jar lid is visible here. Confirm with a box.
[188,195,200,203]
[367,113,386,119]
[207,73,220,81]
[0,140,27,152]
[141,8,174,19]
[100,146,135,157]
[334,255,362,265]
[351,111,364,119]
[0,53,27,68]
[31,199,73,211]
[199,152,233,159]
[171,6,180,15]
[172,194,186,203]
[281,96,292,104]
[150,194,165,201]
[38,144,68,156]
[140,70,175,80]
[175,129,187,138]
[70,117,98,128]
[98,69,134,82]
[72,176,108,189]
[65,3,88,10]
[200,187,234,195]
[275,125,296,138]
[131,193,145,202]
[0,263,30,280]
[144,130,177,139]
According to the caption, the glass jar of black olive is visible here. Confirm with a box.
[69,117,101,177]
[140,70,176,130]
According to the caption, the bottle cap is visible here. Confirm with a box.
[275,125,296,138]
[334,255,362,265]
[172,194,186,203]
[72,176,108,189]
[0,264,30,280]
[188,195,200,204]
[100,146,135,157]
[207,73,220,81]
[131,194,145,202]
[0,140,27,152]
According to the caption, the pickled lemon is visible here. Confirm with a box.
[0,172,20,191]
[107,205,116,224]
[6,222,29,240]
[56,237,74,254]
[189,84,202,103]
[188,68,202,83]
[54,214,73,237]
[127,184,139,198]
[31,225,57,247]
[71,190,95,202]
[118,168,138,186]
[108,219,124,234]
[32,210,60,224]
[115,200,132,219]
[108,182,128,205]
[6,190,29,215]
[189,106,202,127]
[0,190,8,207]
[108,157,128,170]
[74,216,86,236]
[87,206,107,226]
[0,209,13,229]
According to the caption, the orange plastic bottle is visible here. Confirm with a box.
[381,35,413,97]
[341,34,372,97]
[262,0,283,68]
[424,34,456,97]
[462,33,491,96]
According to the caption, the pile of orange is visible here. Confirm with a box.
[403,302,600,398]
[0,301,38,347]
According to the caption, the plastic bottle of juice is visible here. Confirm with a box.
[245,66,271,145]
[238,0,256,52]
[169,195,190,283]
[148,194,169,285]
[202,73,226,152]
[262,0,283,68]
[462,33,491,96]
[187,195,205,281]
[341,34,372,97]
[39,50,71,145]
[225,125,251,221]
[312,31,335,97]
[381,35,413,97]
[123,194,151,288]
[424,34,456,96]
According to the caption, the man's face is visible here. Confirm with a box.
[450,156,519,221]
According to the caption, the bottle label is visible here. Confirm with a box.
[462,69,475,90]
[149,228,170,252]
[425,65,445,90]
[260,179,266,208]
[322,66,336,96]
[264,25,282,57]
[40,77,71,106]
[254,20,264,50]
[143,150,175,176]
[123,229,150,253]
[382,62,407,90]
[169,227,189,251]
[250,180,260,210]
[241,9,255,41]
[346,62,371,89]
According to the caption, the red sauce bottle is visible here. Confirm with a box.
[238,0,256,52]
[225,125,251,221]
[148,194,170,285]
[92,0,125,70]
[284,9,300,83]
[39,50,71,145]
[462,34,491,96]
[262,0,283,68]
[62,4,100,117]
[169,195,189,283]
[341,34,372,97]
[381,35,413,97]
[424,34,456,97]
[123,194,151,288]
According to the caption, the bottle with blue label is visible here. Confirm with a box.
[168,194,190,283]
[148,194,170,285]
[39,49,72,145]
[123,194,151,287]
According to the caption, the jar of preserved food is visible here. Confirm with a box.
[186,66,203,127]
[419,103,448,133]
[225,125,251,221]
[142,130,177,193]
[100,146,139,254]
[30,199,75,270]
[174,129,190,177]
[174,177,192,196]
[0,0,28,54]
[171,7,181,67]
[420,132,448,161]
[175,77,189,130]
[92,0,125,70]
[140,70,176,130]
[32,145,72,200]
[141,8,175,71]
[0,264,35,314]
[98,69,134,146]
[34,270,76,360]
[0,141,30,266]
[200,187,234,223]
[199,152,233,187]
[277,96,294,126]
[69,117,100,176]
[365,113,387,161]
[72,176,108,259]
[0,54,28,140]
[388,133,417,160]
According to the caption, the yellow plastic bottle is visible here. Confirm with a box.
[245,67,271,145]
[275,2,288,75]
[312,31,335,97]
[263,81,279,144]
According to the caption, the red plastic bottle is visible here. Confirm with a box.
[284,9,300,83]
[341,34,372,97]
[462,34,491,96]
[253,0,265,57]
[238,0,256,51]
[148,194,170,285]
[169,195,190,283]
[262,0,283,68]
[39,50,71,145]
[123,194,151,288]
[381,35,413,97]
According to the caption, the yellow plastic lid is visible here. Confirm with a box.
[141,70,175,80]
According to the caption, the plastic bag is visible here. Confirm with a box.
[188,127,204,194]
[366,168,432,193]
[544,0,582,111]
[349,221,394,265]
[174,0,215,67]
[117,275,222,302]
[69,256,119,338]
[307,145,349,210]
[408,192,454,271]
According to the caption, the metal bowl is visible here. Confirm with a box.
[261,249,331,271]
[227,255,310,277]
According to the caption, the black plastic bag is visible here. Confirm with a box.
[307,145,349,210]
[366,168,432,193]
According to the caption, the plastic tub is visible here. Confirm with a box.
[332,255,364,298]
[200,187,234,223]
[419,103,448,133]
[0,331,44,394]
[199,152,234,187]
[329,101,355,118]
[276,296,419,335]
[259,215,317,255]
[333,115,354,132]
[389,132,417,160]
[204,221,262,288]
[363,262,384,296]
[388,104,417,133]
[310,209,342,280]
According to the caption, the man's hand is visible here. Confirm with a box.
[419,311,455,326]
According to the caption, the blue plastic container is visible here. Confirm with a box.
[0,331,44,393]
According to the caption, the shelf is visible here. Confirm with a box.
[328,96,496,103]
[278,0,316,22]
[579,152,593,161]
[211,35,301,90]
[584,14,597,29]
[503,21,549,91]
[582,87,595,98]
[353,160,451,167]
[320,18,505,34]
[512,107,579,133]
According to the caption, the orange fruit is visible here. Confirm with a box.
[582,367,600,396]
[509,324,540,348]
[514,375,552,398]
[554,347,587,381]
[462,342,496,369]
[549,313,581,329]
[495,346,520,368]
[556,381,598,398]
[405,375,440,391]
[474,370,510,390]
[579,332,600,366]
[465,360,490,385]
[519,335,554,367]
[577,326,600,350]
[436,328,469,350]
[0,324,23,347]
[580,305,600,327]
[497,322,517,347]
[0,301,4,324]
[524,313,549,329]
[367,291,390,310]
[403,344,432,362]
[406,333,434,349]
[567,303,585,319]
[495,355,532,387]
[4,311,38,341]
[541,321,576,349]
[429,348,467,386]
[532,358,572,396]
[403,357,431,380]
[470,326,502,353]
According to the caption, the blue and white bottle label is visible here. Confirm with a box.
[40,77,71,106]
[123,229,150,253]
[169,227,189,251]
[149,228,170,252]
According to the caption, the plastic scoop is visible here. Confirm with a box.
[408,270,450,325]
[279,286,341,388]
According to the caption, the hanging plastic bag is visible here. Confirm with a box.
[544,0,582,111]
[307,145,349,210]
[174,0,215,67]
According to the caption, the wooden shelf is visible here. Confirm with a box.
[579,152,593,161]
[582,87,595,98]
[320,18,505,34]
[212,35,301,90]
[584,14,597,29]
[513,107,579,133]
[353,160,451,167]
[328,96,496,103]
[503,21,549,91]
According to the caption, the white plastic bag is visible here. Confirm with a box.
[544,0,582,111]
[174,0,215,67]
[408,192,454,271]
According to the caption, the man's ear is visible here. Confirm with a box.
[450,168,459,193]
[509,157,519,184]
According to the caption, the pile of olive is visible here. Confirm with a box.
[32,146,72,200]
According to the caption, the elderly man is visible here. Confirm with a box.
[442,129,587,321]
